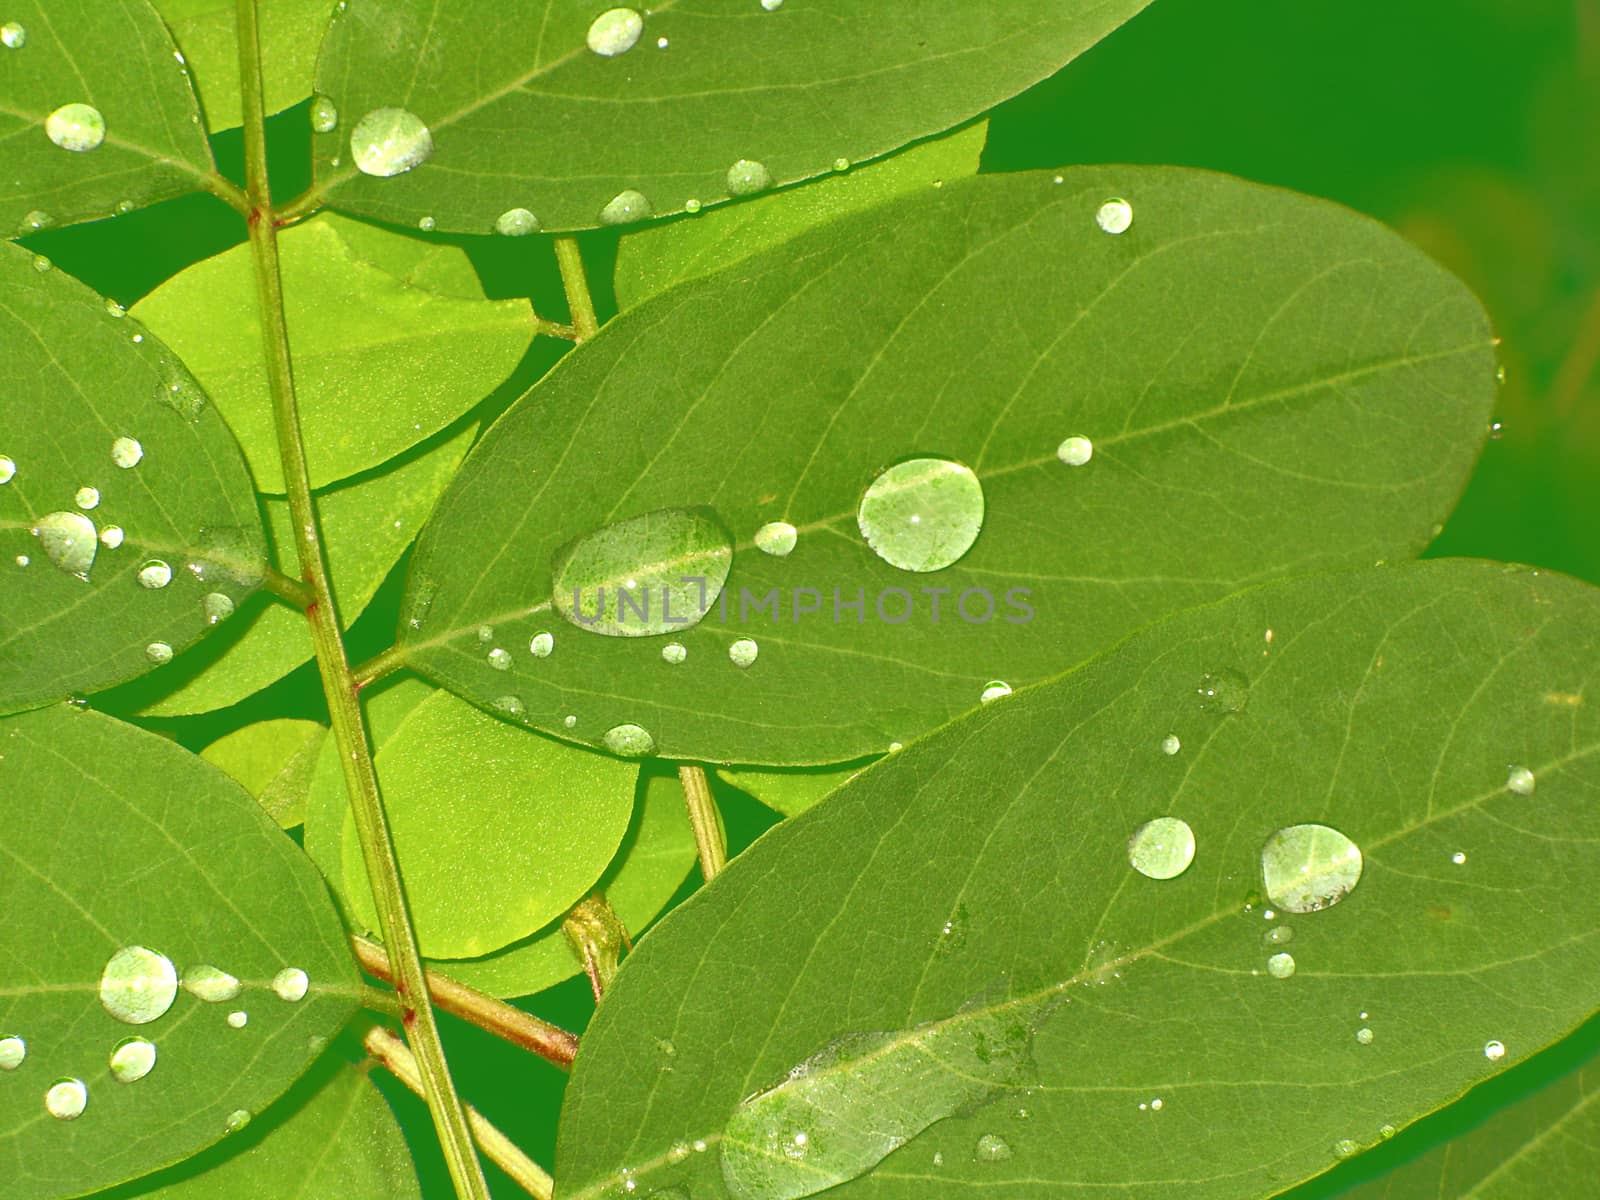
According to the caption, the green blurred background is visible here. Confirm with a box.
[29,0,1599,1195]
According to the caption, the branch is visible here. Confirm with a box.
[678,765,727,881]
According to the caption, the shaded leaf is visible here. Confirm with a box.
[0,241,266,714]
[130,215,533,491]
[614,122,988,309]
[0,705,359,1200]
[718,763,864,817]
[399,169,1496,764]
[310,0,1152,233]
[555,560,1600,1200]
[200,718,329,828]
[0,0,214,235]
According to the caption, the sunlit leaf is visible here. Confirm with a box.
[200,718,329,828]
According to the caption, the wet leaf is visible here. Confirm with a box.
[310,0,1151,233]
[0,241,266,714]
[130,215,533,491]
[199,719,329,828]
[0,705,359,1200]
[399,169,1496,764]
[556,560,1600,1200]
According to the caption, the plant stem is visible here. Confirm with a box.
[352,935,579,1069]
[202,172,252,217]
[234,4,489,1198]
[351,644,408,689]
[678,765,726,881]
[365,1026,555,1200]
[554,238,600,341]
[274,186,322,226]
[261,565,313,608]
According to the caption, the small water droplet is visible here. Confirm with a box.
[1150,1097,1164,1111]
[1266,951,1296,979]
[183,965,241,1003]
[729,638,760,668]
[109,1037,158,1083]
[1196,668,1249,713]
[494,695,526,717]
[310,94,339,133]
[74,486,100,510]
[857,457,985,572]
[1379,1123,1397,1139]
[32,254,52,273]
[202,592,235,625]
[34,511,98,578]
[226,1011,248,1029]
[116,199,135,215]
[100,946,178,1024]
[107,438,144,473]
[529,631,554,658]
[728,159,772,196]
[1,21,25,49]
[1128,816,1196,880]
[1056,436,1093,466]
[46,103,105,152]
[271,967,309,1003]
[0,1035,25,1070]
[137,559,173,589]
[1355,1027,1374,1045]
[1096,198,1133,235]
[224,1108,252,1133]
[832,157,850,172]
[1489,420,1506,440]
[761,0,784,10]
[1262,924,1294,947]
[496,207,540,236]
[1451,850,1467,865]
[99,525,124,549]
[973,1133,1012,1162]
[1505,765,1535,795]
[1484,1039,1506,1061]
[587,8,643,56]
[19,210,51,234]
[563,714,578,729]
[980,680,1012,704]
[1333,1138,1360,1160]
[685,197,703,213]
[15,555,28,567]
[600,188,653,225]
[603,723,656,757]
[105,299,126,318]
[418,215,436,231]
[0,455,14,484]
[656,35,669,48]
[476,624,494,643]
[350,107,433,177]
[755,521,798,557]
[145,641,173,665]
[1160,734,1181,755]
[1261,823,1363,913]
[45,1078,88,1120]
[486,647,512,671]
[661,642,687,664]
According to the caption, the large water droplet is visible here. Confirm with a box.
[45,1078,87,1120]
[728,159,772,196]
[729,638,760,668]
[34,511,97,578]
[1266,951,1296,979]
[587,8,643,56]
[1127,817,1195,880]
[552,507,733,637]
[0,455,14,484]
[1056,436,1093,466]
[272,967,309,1002]
[100,946,178,1024]
[310,94,339,133]
[1096,198,1133,235]
[980,680,1012,704]
[1196,669,1249,713]
[183,965,241,1003]
[1,21,25,49]
[1260,823,1363,913]
[350,107,433,177]
[0,1035,25,1070]
[111,436,143,468]
[202,592,235,625]
[856,458,984,573]
[602,723,656,757]
[145,641,173,665]
[529,631,554,658]
[46,103,105,152]
[137,559,173,589]
[755,521,798,557]
[600,188,653,225]
[1505,765,1535,795]
[495,207,540,236]
[109,1037,158,1083]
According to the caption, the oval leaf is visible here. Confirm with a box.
[0,705,359,1200]
[555,559,1600,1200]
[310,0,1151,233]
[0,242,266,713]
[399,169,1496,764]
[200,719,329,828]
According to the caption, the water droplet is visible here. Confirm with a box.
[19,210,51,233]
[183,965,241,1003]
[226,1011,248,1029]
[418,215,436,232]
[34,512,98,578]
[145,641,173,665]
[552,507,732,636]
[99,525,124,549]
[46,103,106,152]
[310,94,339,133]
[15,555,29,567]
[856,457,984,573]
[662,642,687,664]
[496,207,540,236]
[487,647,512,671]
[685,198,703,214]
[1489,420,1506,440]
[350,107,433,177]
[100,946,178,1024]
[603,723,656,757]
[726,638,760,668]
[728,159,772,196]
[529,631,554,658]
[201,592,235,625]
[109,1037,158,1083]
[74,486,100,510]
[1,21,25,49]
[225,1108,252,1133]
[1333,1138,1360,1160]
[1379,1123,1397,1139]
[1484,1039,1506,1061]
[588,8,643,56]
[1262,924,1294,947]
[1150,1098,1164,1111]
[105,299,126,318]
[755,521,798,557]
[0,1036,25,1070]
[600,188,653,225]
[271,967,309,1002]
[1160,734,1181,755]
[1196,668,1249,713]
[45,1078,87,1120]
[1096,198,1133,235]
[832,157,850,172]
[137,559,173,589]
[761,0,784,9]
[0,455,14,483]
[1266,951,1296,979]
[1451,850,1467,865]
[1355,1027,1374,1045]
[476,624,494,643]
[1505,765,1535,795]
[1056,436,1093,466]
[32,254,53,273]
[1127,816,1196,880]
[1261,823,1363,913]
[116,200,135,215]
[980,680,1012,704]
[973,1133,1012,1162]
[563,714,578,729]
[657,35,669,48]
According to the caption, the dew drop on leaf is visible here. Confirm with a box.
[111,436,143,468]
[0,1035,25,1070]
[137,559,173,589]
[109,1037,158,1083]
[271,967,309,1002]
[754,521,798,557]
[350,107,433,177]
[99,525,124,549]
[729,638,760,668]
[973,1133,1013,1162]
[728,159,772,196]
[1266,951,1296,979]
[587,8,643,57]
[226,1011,248,1029]
[1260,823,1363,913]
[1484,1039,1506,1061]
[761,0,784,9]
[1160,733,1181,755]
[529,631,554,658]
[74,486,100,510]
[99,946,178,1024]
[45,1078,88,1120]
[0,455,15,483]
[1096,198,1133,235]
[603,723,656,757]
[1451,850,1467,865]
[202,592,235,624]
[310,94,339,133]
[495,207,540,236]
[182,965,241,1003]
[45,103,105,152]
[1333,1138,1360,1160]
[418,216,436,231]
[494,694,525,717]
[1056,435,1093,466]
[224,1108,252,1133]
[1505,765,1535,795]
[980,680,1012,704]
[487,647,512,671]
[1127,817,1195,880]
[1196,668,1249,713]
[1,20,25,48]
[1262,924,1294,947]
[600,188,653,226]
[34,511,98,578]
[1355,1027,1374,1045]
[145,641,173,664]
[661,642,687,664]
[856,457,984,573]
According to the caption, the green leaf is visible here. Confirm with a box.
[0,705,359,1200]
[718,763,864,817]
[0,241,266,714]
[309,0,1151,233]
[0,0,215,236]
[130,421,475,716]
[399,169,1496,765]
[614,122,988,310]
[130,215,534,491]
[555,559,1600,1200]
[109,1062,421,1199]
[304,688,635,959]
[200,718,329,828]
[154,0,335,134]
